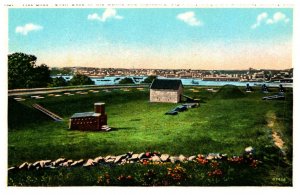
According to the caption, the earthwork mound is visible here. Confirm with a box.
[214,85,245,99]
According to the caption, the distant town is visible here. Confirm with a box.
[51,67,293,83]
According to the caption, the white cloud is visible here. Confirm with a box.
[266,19,274,24]
[251,23,259,29]
[266,12,290,25]
[15,23,43,35]
[251,12,290,29]
[88,8,123,22]
[251,12,268,29]
[177,11,202,26]
[257,12,268,21]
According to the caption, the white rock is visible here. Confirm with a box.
[52,158,66,166]
[160,154,170,162]
[138,153,145,159]
[39,161,46,168]
[27,163,33,170]
[151,155,161,162]
[179,155,187,162]
[93,156,104,163]
[70,159,84,166]
[188,156,196,161]
[170,156,179,163]
[67,160,73,163]
[8,167,16,171]
[58,160,73,167]
[105,159,115,163]
[206,153,220,160]
[245,146,254,153]
[77,159,85,163]
[83,159,94,167]
[32,161,40,167]
[105,156,116,161]
[40,160,51,168]
[129,154,139,160]
[104,156,111,161]
[62,162,69,167]
[114,154,127,163]
[206,155,214,160]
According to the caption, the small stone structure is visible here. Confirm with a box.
[69,103,109,131]
[150,79,183,103]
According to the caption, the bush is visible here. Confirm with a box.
[69,74,94,86]
[142,76,157,84]
[49,77,68,87]
[119,77,134,84]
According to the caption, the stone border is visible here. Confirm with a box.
[8,147,255,172]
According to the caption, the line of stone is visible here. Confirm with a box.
[8,147,254,172]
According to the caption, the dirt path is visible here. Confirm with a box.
[267,112,284,149]
[272,132,284,149]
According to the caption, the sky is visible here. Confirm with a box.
[8,8,293,70]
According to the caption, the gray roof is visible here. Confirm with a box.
[150,79,183,90]
[71,112,100,119]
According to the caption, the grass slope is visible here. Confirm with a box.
[213,85,245,99]
[8,86,293,185]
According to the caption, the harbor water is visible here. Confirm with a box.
[51,76,293,88]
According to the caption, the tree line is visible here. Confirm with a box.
[8,53,94,89]
[8,52,157,89]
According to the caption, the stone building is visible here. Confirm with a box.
[150,79,183,103]
[69,103,110,131]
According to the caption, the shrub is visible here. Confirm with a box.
[119,77,134,84]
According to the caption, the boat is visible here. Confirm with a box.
[96,79,111,82]
[191,80,199,84]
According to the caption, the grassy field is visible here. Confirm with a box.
[8,85,293,186]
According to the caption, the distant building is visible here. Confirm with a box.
[69,103,110,131]
[202,77,240,81]
[150,79,183,103]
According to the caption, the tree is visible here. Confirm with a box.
[119,77,135,84]
[142,75,157,83]
[8,52,51,89]
[8,52,36,89]
[69,74,94,86]
[49,77,68,87]
[29,64,51,88]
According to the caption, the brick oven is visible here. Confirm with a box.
[69,103,110,131]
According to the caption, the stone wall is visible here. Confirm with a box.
[8,147,256,172]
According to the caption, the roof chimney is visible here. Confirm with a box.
[94,102,105,114]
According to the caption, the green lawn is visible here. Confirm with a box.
[8,86,293,186]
